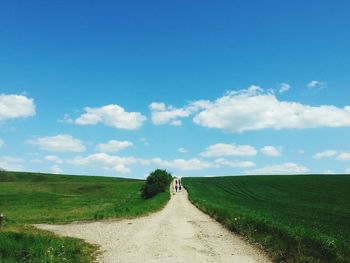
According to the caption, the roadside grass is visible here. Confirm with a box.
[183,175,350,263]
[0,226,97,263]
[0,171,170,262]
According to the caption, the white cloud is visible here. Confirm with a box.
[149,102,191,126]
[69,153,142,166]
[298,149,305,154]
[336,152,350,161]
[279,83,291,93]
[28,134,86,152]
[193,86,350,132]
[201,143,257,157]
[0,156,23,171]
[260,146,281,157]
[313,150,338,159]
[113,164,131,174]
[187,100,213,111]
[139,137,150,146]
[45,155,63,164]
[215,158,255,168]
[152,158,215,171]
[307,80,327,89]
[96,140,133,153]
[58,114,74,124]
[245,163,309,175]
[148,86,350,132]
[313,150,350,161]
[69,153,148,174]
[0,139,3,148]
[51,165,62,174]
[0,94,36,121]
[170,120,182,126]
[75,104,146,130]
[149,102,166,111]
[178,147,188,153]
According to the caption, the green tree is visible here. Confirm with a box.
[141,169,172,199]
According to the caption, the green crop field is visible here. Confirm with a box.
[0,171,170,262]
[183,175,350,263]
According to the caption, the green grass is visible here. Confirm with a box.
[183,175,350,263]
[0,226,97,263]
[0,171,170,262]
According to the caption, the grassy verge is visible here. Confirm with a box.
[183,175,350,263]
[0,226,97,263]
[0,171,170,262]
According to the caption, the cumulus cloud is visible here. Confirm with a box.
[149,102,166,111]
[149,102,192,126]
[215,158,255,168]
[51,165,62,174]
[152,158,215,171]
[279,83,291,93]
[245,163,309,175]
[150,86,350,132]
[96,140,133,153]
[201,143,257,157]
[69,153,148,174]
[45,155,63,164]
[307,80,327,89]
[178,147,188,153]
[68,153,256,173]
[313,150,338,159]
[0,94,36,121]
[336,152,350,161]
[28,134,86,152]
[193,86,350,132]
[170,120,182,126]
[75,104,146,130]
[139,137,150,146]
[113,164,131,174]
[0,156,23,171]
[58,114,74,124]
[260,146,281,157]
[313,150,350,161]
[69,153,142,166]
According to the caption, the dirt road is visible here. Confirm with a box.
[36,187,271,263]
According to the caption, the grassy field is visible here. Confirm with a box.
[0,226,97,263]
[183,175,350,263]
[0,171,170,262]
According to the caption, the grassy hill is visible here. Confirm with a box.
[183,175,350,263]
[0,171,170,262]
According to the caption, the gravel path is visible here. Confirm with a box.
[36,186,271,263]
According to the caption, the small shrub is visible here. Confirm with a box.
[141,169,172,199]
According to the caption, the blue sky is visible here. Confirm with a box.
[1,0,350,178]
